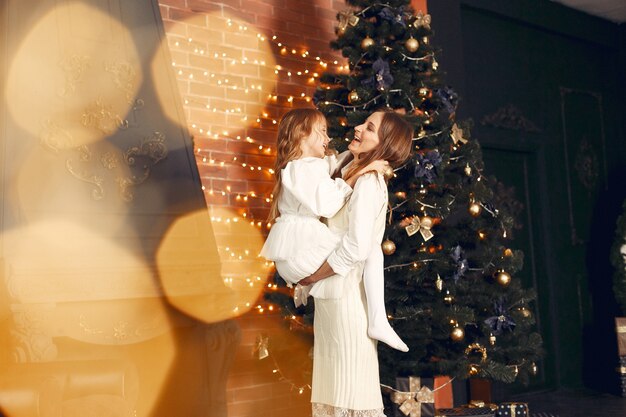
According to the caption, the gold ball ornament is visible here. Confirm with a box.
[382,239,396,255]
[420,216,433,229]
[468,364,480,376]
[405,37,419,52]
[348,90,359,103]
[432,58,439,71]
[468,201,482,217]
[494,269,512,286]
[418,87,430,97]
[361,36,374,49]
[489,333,496,346]
[503,248,513,257]
[450,326,465,342]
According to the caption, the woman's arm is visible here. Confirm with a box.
[298,173,386,284]
[298,261,335,285]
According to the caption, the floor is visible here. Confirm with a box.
[511,388,626,417]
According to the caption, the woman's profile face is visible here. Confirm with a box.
[350,112,383,157]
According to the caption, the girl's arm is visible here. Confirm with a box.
[298,173,386,285]
[344,160,390,188]
[282,158,352,218]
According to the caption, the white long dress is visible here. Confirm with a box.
[311,172,388,417]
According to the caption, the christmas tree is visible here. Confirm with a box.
[266,0,543,386]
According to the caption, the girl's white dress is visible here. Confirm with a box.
[260,156,353,297]
[311,171,388,417]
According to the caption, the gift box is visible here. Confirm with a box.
[616,318,626,356]
[495,402,528,417]
[435,407,494,416]
[392,376,454,417]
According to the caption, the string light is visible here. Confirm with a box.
[256,334,312,395]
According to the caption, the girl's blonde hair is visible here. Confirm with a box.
[269,108,326,221]
[343,110,413,181]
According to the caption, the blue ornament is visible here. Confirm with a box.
[378,6,407,27]
[450,245,468,282]
[413,150,442,183]
[362,58,394,91]
[484,297,516,334]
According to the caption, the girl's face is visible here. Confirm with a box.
[300,119,330,158]
[350,112,382,157]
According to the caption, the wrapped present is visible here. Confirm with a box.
[435,407,494,416]
[434,376,454,408]
[495,402,528,417]
[393,376,452,417]
[616,318,626,356]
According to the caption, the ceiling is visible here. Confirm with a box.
[550,0,626,23]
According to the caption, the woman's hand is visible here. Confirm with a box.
[364,159,391,176]
[344,159,390,187]
[298,261,335,286]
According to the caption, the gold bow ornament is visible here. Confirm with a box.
[405,216,434,241]
[414,11,432,29]
[338,10,360,31]
[450,123,468,145]
[391,377,435,417]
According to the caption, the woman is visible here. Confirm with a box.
[299,109,413,417]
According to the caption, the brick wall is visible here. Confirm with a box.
[157,1,426,416]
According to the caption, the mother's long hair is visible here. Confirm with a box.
[268,108,326,221]
[343,110,413,181]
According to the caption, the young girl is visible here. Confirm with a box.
[260,108,408,352]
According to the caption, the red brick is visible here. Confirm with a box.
[272,6,305,24]
[169,50,189,66]
[162,19,188,37]
[189,81,226,99]
[315,0,333,8]
[255,15,290,32]
[239,0,265,10]
[203,192,230,206]
[195,137,229,152]
[279,0,318,15]
[186,0,224,13]
[331,0,345,9]
[169,8,208,27]
[175,79,190,95]
[162,0,187,8]
[316,6,339,21]
[260,0,285,6]
[228,62,261,77]
[287,21,328,38]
